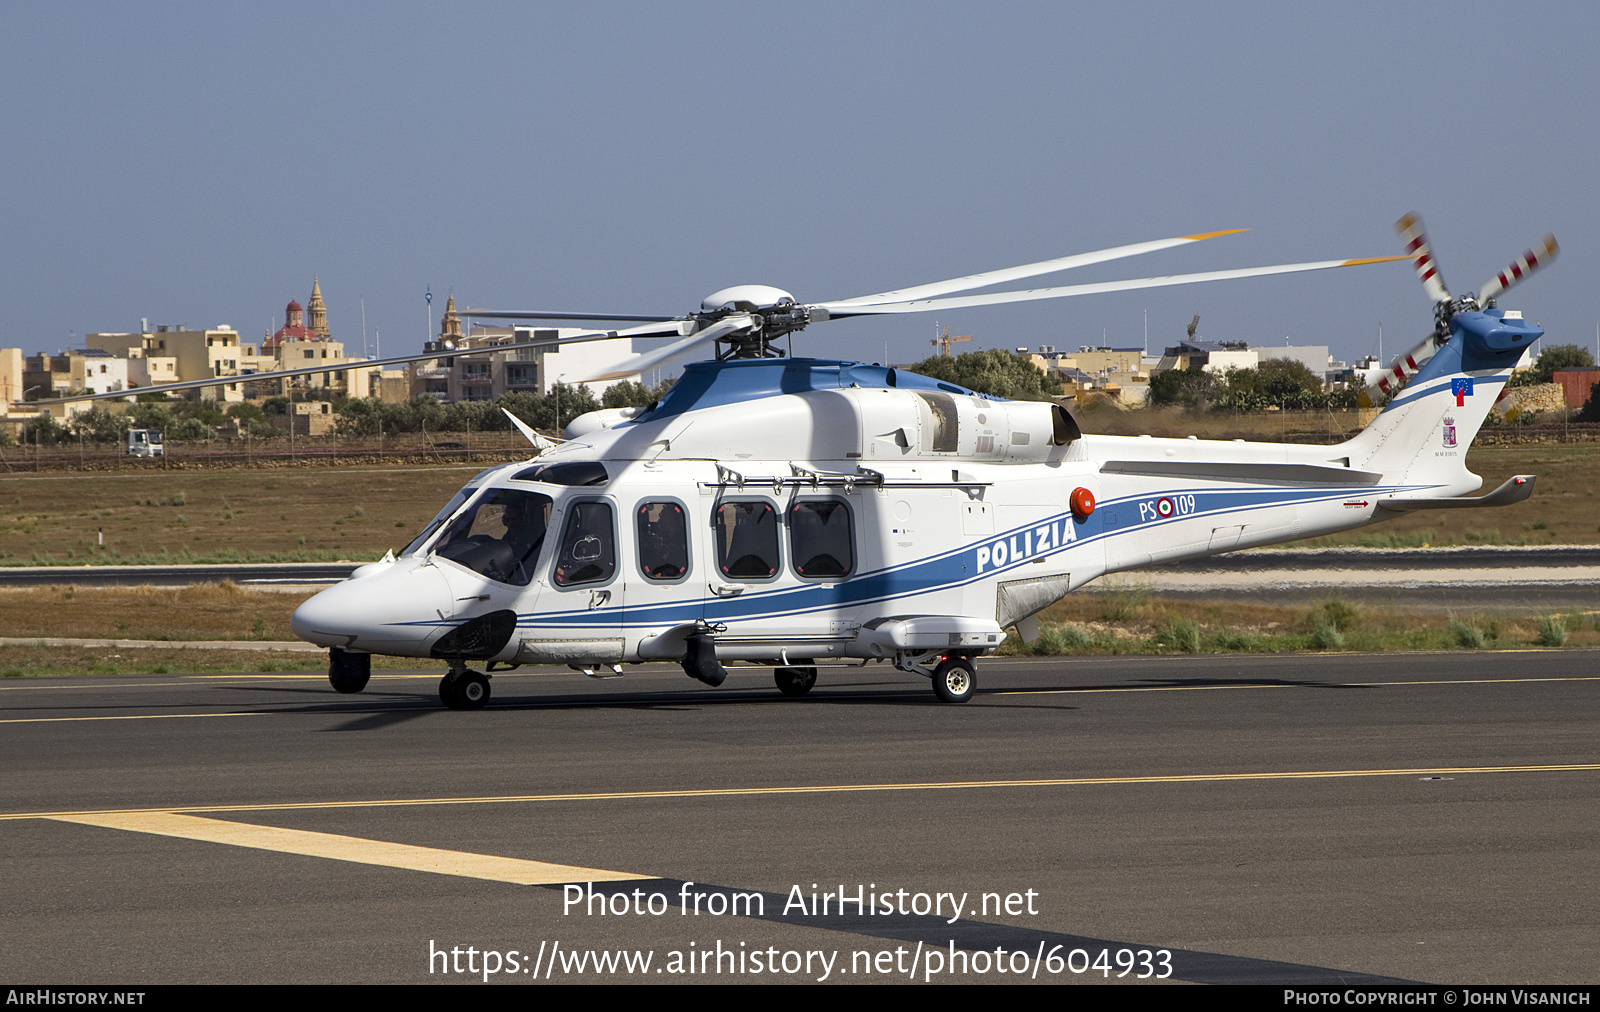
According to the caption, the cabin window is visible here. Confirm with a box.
[552,500,616,587]
[714,500,780,579]
[789,499,853,578]
[431,488,553,586]
[636,501,689,581]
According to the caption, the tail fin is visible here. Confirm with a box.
[1342,308,1541,494]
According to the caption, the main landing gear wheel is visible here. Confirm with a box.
[931,658,976,704]
[440,670,490,710]
[774,665,818,697]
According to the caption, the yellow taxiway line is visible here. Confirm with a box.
[997,675,1600,696]
[47,811,647,886]
[6,763,1597,822]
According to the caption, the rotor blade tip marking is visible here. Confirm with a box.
[1181,228,1250,241]
[1341,254,1412,267]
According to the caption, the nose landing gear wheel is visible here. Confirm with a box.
[440,670,490,710]
[774,665,818,697]
[328,649,371,694]
[931,658,975,704]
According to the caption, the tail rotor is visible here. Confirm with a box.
[1360,214,1557,408]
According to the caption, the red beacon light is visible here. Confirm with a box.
[1070,487,1096,522]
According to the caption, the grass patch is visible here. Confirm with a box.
[1446,618,1487,649]
[0,644,441,678]
[0,583,312,641]
[1537,616,1570,647]
[1000,594,1600,656]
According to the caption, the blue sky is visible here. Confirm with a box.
[4,2,1596,371]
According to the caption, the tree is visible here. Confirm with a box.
[905,349,1059,401]
[130,403,173,431]
[1529,344,1594,384]
[602,379,675,409]
[1149,368,1220,408]
[168,417,214,441]
[70,406,129,444]
[21,414,66,445]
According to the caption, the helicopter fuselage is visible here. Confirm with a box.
[291,355,1501,702]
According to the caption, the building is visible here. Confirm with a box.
[1552,369,1600,409]
[238,281,385,400]
[87,325,246,402]
[0,348,23,411]
[411,295,641,402]
[23,349,132,400]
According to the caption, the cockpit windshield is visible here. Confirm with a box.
[398,469,512,558]
[401,489,475,557]
[430,488,554,586]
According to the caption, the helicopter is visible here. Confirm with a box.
[279,217,1554,708]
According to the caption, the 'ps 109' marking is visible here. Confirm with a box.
[1139,494,1196,523]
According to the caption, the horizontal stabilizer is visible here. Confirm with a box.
[1376,475,1536,511]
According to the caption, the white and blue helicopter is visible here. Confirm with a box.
[288,216,1554,708]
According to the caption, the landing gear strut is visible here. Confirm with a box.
[440,666,490,709]
[895,650,979,704]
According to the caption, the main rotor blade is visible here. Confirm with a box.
[1478,234,1558,304]
[814,255,1410,318]
[461,310,681,323]
[585,315,754,382]
[826,229,1248,308]
[1395,213,1452,304]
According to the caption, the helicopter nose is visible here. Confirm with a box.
[291,562,454,654]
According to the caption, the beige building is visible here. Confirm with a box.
[271,400,338,436]
[411,295,641,402]
[81,281,380,402]
[87,325,247,402]
[0,348,25,414]
[242,281,384,399]
[23,349,133,400]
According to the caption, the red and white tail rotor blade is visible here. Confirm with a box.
[1361,333,1446,406]
[1478,234,1558,304]
[1395,212,1451,305]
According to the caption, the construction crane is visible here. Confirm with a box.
[932,324,973,357]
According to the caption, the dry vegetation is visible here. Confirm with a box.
[1001,589,1600,656]
[0,583,1591,680]
[1,464,485,564]
[0,582,307,640]
[0,643,436,678]
[5,433,1597,566]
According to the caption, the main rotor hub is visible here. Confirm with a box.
[700,285,796,313]
[697,285,814,359]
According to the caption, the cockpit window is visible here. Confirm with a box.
[401,488,476,557]
[432,488,554,586]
